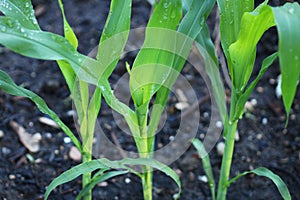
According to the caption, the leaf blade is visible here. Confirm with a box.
[228,167,291,200]
[272,3,300,117]
[0,0,40,30]
[0,70,82,152]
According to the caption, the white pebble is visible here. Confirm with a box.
[9,174,16,180]
[216,142,225,156]
[169,136,175,141]
[198,175,208,183]
[33,133,42,141]
[98,181,108,187]
[256,134,263,140]
[275,75,282,98]
[2,147,11,155]
[125,178,131,184]
[203,112,209,118]
[244,101,253,112]
[0,130,4,138]
[45,132,52,139]
[250,99,257,106]
[66,110,76,116]
[63,137,71,144]
[175,102,189,110]
[262,118,268,125]
[235,130,240,142]
[69,146,82,162]
[216,121,223,128]
[39,117,59,129]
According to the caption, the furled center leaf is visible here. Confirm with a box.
[130,0,182,108]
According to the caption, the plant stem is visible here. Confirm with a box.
[142,165,153,200]
[216,120,238,200]
[82,151,92,200]
[136,108,153,200]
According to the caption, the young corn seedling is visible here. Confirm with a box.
[0,0,181,199]
[192,1,300,200]
[0,0,221,199]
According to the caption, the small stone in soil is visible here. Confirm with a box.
[216,121,223,128]
[257,86,264,93]
[169,135,175,141]
[39,117,60,129]
[203,112,209,118]
[69,146,82,162]
[198,175,208,183]
[2,147,11,155]
[45,132,52,139]
[235,130,240,142]
[98,181,108,187]
[256,134,263,140]
[188,172,195,182]
[9,174,16,180]
[125,178,131,184]
[0,130,4,138]
[262,117,268,125]
[64,137,71,144]
[216,142,225,156]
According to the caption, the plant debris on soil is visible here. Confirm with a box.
[0,0,300,200]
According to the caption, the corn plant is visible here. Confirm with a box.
[0,0,215,199]
[0,0,184,199]
[192,1,300,200]
[0,0,299,200]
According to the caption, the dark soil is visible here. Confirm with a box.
[1,0,300,200]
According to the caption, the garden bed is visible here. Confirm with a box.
[0,0,299,199]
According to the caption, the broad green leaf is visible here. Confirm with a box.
[0,70,82,152]
[130,0,182,108]
[0,0,40,30]
[217,0,254,76]
[44,160,109,200]
[76,170,128,200]
[0,17,102,84]
[57,0,78,91]
[45,158,181,199]
[272,3,300,117]
[232,53,278,121]
[96,0,132,79]
[149,0,219,147]
[192,139,215,200]
[229,3,275,92]
[228,167,291,200]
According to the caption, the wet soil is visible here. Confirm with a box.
[0,0,300,200]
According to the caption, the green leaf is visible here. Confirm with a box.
[229,3,275,92]
[0,0,40,30]
[228,167,291,200]
[272,3,300,117]
[76,170,128,200]
[57,0,78,91]
[148,0,219,151]
[44,158,181,199]
[96,0,132,79]
[0,70,82,152]
[44,160,109,200]
[130,0,182,108]
[58,0,78,49]
[192,139,216,200]
[0,17,102,84]
[217,0,254,76]
[195,24,228,125]
[232,53,278,121]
